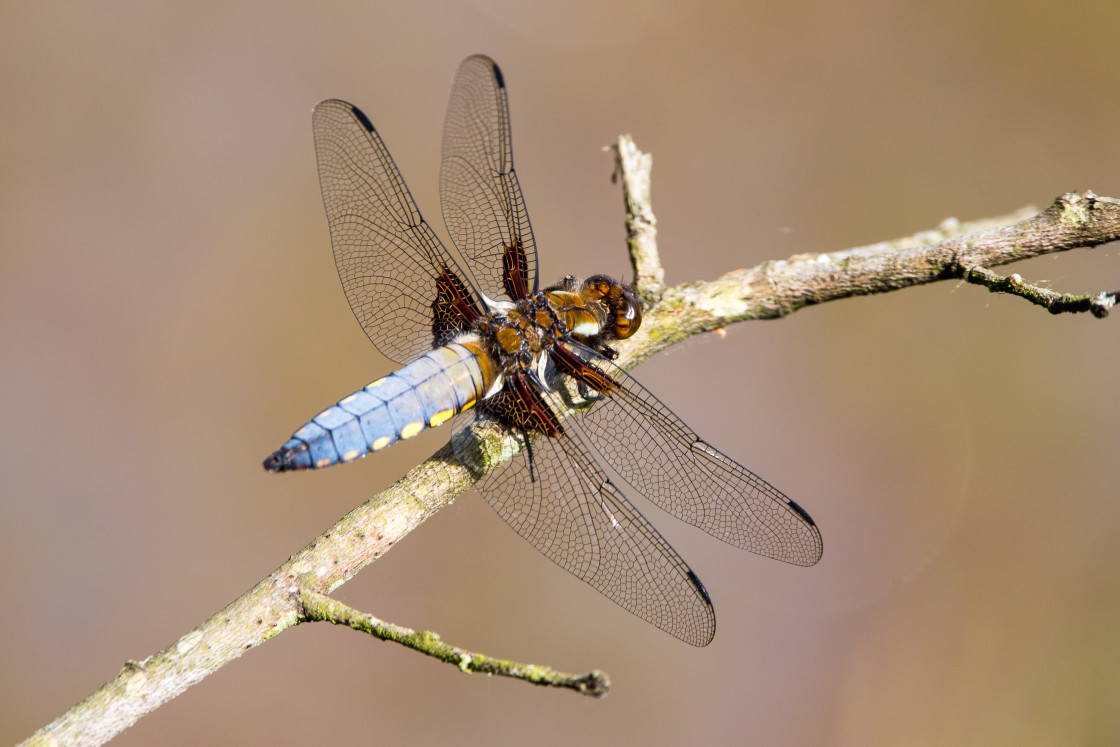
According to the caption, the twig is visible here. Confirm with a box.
[300,590,609,697]
[960,265,1117,317]
[611,135,664,301]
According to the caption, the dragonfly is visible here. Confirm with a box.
[264,55,822,646]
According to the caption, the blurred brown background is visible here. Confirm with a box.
[3,2,1118,745]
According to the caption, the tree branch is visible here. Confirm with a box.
[22,136,1118,747]
[300,590,609,696]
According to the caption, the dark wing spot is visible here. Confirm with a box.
[786,498,817,527]
[350,105,375,133]
[686,569,713,607]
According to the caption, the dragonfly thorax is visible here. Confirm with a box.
[464,275,642,386]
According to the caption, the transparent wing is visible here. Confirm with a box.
[313,99,477,365]
[440,55,538,301]
[454,411,717,647]
[565,344,824,567]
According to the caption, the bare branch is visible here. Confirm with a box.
[959,265,1117,317]
[21,451,478,747]
[611,135,664,300]
[610,189,1118,372]
[23,137,1119,746]
[300,590,609,697]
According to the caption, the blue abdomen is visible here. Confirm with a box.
[264,343,487,472]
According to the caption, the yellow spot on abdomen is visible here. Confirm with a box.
[429,409,453,427]
[315,458,331,468]
[400,421,424,439]
[372,436,391,451]
[342,449,360,461]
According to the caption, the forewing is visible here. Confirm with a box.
[313,99,479,365]
[564,344,824,567]
[456,404,717,647]
[440,55,538,301]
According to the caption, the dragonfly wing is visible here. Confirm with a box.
[454,402,718,647]
[440,54,538,302]
[563,344,824,567]
[313,99,480,365]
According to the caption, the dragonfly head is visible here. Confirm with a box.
[584,275,642,340]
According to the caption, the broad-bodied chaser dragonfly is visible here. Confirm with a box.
[265,55,822,646]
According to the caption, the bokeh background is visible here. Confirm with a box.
[3,2,1119,745]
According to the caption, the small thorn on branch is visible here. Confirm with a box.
[960,264,1116,318]
[299,590,610,697]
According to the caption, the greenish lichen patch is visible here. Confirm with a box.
[1059,193,1092,227]
[694,280,748,319]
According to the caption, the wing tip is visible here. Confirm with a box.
[349,104,376,133]
[785,497,824,566]
[685,569,716,647]
[786,497,816,527]
[686,568,713,607]
[461,54,504,89]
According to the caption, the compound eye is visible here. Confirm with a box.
[612,291,641,339]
